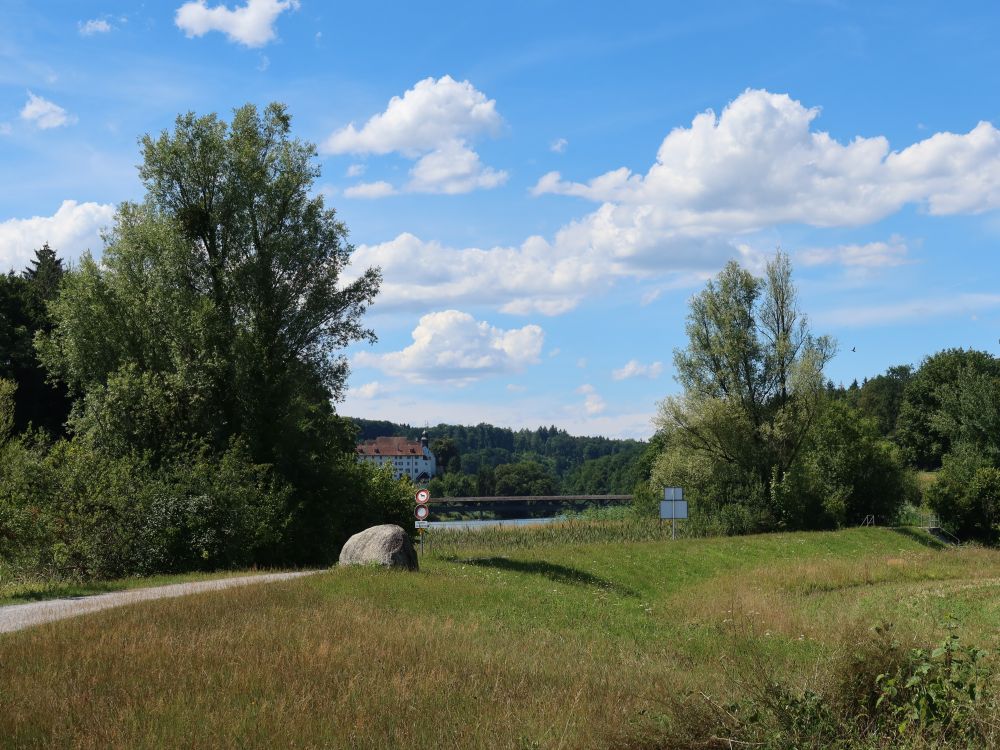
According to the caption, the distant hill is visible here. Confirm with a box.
[348,418,652,494]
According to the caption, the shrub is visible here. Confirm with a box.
[336,461,415,546]
[136,441,293,573]
[773,401,916,529]
[0,433,54,570]
[650,438,773,533]
[0,437,294,578]
[632,621,997,750]
[927,444,1000,543]
[876,623,992,742]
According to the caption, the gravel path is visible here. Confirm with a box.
[0,571,321,635]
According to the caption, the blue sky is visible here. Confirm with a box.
[2,1,1000,438]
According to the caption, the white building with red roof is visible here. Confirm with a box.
[356,431,436,483]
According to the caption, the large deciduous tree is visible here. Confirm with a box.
[894,348,1000,469]
[36,103,382,561]
[659,252,834,500]
[652,253,915,531]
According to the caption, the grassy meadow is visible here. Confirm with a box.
[1,526,998,748]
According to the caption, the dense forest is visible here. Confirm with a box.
[352,418,649,496]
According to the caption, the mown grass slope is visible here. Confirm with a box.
[1,527,998,749]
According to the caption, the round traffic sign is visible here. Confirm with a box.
[415,489,431,504]
[415,504,430,521]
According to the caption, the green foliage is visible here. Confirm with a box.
[39,105,379,468]
[0,246,71,436]
[628,480,660,519]
[651,427,774,533]
[338,462,415,541]
[931,366,1000,464]
[663,621,995,749]
[0,377,14,445]
[876,623,990,741]
[427,472,478,498]
[895,348,1000,470]
[23,103,392,572]
[23,243,64,300]
[849,364,913,437]
[662,252,834,507]
[652,254,922,535]
[493,460,559,496]
[0,429,49,562]
[773,400,916,528]
[0,436,293,578]
[430,437,460,474]
[561,450,646,494]
[926,445,1000,543]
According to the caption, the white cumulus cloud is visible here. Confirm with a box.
[799,236,909,269]
[532,89,1000,267]
[324,75,502,156]
[20,92,75,129]
[612,360,664,381]
[348,381,386,399]
[345,232,610,316]
[348,90,1000,318]
[550,137,568,153]
[406,140,507,194]
[175,0,298,47]
[344,181,397,199]
[576,384,607,415]
[355,310,544,385]
[345,163,366,178]
[323,76,506,195]
[79,19,112,35]
[0,200,115,272]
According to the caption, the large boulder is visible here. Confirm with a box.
[338,524,419,571]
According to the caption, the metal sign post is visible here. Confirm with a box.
[659,487,688,540]
[414,490,431,555]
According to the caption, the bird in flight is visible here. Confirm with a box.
[851,347,856,352]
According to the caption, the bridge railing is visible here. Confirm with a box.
[428,494,632,520]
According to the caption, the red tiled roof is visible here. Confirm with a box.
[356,436,425,457]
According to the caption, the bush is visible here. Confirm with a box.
[636,621,997,749]
[650,438,774,533]
[337,461,415,545]
[136,442,294,573]
[0,433,54,570]
[927,444,1000,543]
[875,623,992,742]
[774,401,917,529]
[0,438,295,578]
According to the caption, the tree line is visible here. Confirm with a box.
[351,418,648,497]
[0,104,411,581]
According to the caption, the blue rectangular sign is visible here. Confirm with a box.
[659,499,688,520]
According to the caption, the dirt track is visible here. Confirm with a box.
[0,571,320,634]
